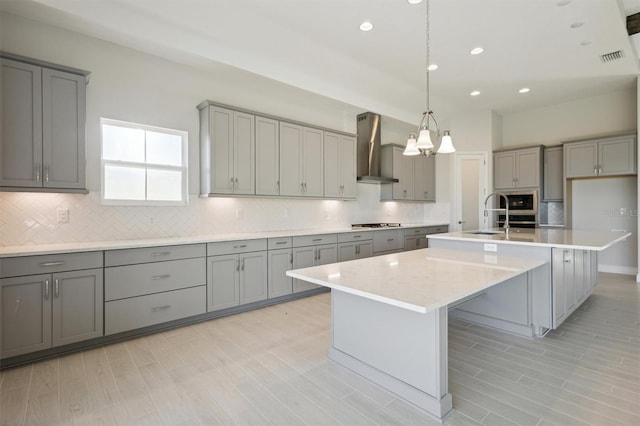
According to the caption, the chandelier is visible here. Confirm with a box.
[403,0,455,156]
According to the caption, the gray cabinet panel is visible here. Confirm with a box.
[292,246,318,293]
[105,244,205,267]
[255,116,280,195]
[338,242,356,262]
[0,274,51,358]
[337,231,372,243]
[302,127,324,197]
[52,268,103,347]
[494,147,540,190]
[565,142,598,178]
[105,258,206,301]
[105,286,206,335]
[42,68,86,189]
[268,248,293,298]
[373,229,405,254]
[543,146,563,201]
[279,122,303,196]
[415,155,435,201]
[356,241,373,259]
[267,237,292,250]
[209,106,234,194]
[1,59,42,188]
[233,111,255,194]
[324,132,356,199]
[239,251,268,305]
[1,251,103,278]
[599,136,636,176]
[207,239,267,256]
[207,254,240,311]
[493,152,516,190]
[292,233,337,247]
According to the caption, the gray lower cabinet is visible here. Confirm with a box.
[552,248,597,328]
[104,244,206,335]
[404,225,449,250]
[338,231,373,261]
[267,236,294,298]
[0,252,103,359]
[207,239,268,311]
[372,228,405,255]
[292,234,337,293]
[1,56,88,191]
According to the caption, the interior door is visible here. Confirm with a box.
[454,153,488,231]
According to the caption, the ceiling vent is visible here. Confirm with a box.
[600,50,624,63]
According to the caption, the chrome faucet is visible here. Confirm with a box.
[484,192,510,235]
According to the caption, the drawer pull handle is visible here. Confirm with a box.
[40,261,65,267]
[233,245,248,249]
[387,238,394,242]
[54,279,59,297]
[151,252,171,257]
[313,239,322,242]
[151,274,171,280]
[276,241,287,245]
[44,279,50,300]
[353,235,361,238]
[151,305,171,312]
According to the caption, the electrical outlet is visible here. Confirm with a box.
[57,209,69,223]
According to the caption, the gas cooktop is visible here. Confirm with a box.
[351,223,402,229]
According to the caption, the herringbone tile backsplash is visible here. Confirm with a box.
[0,185,446,246]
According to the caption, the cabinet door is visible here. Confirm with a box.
[339,135,357,198]
[392,149,414,199]
[52,268,103,347]
[316,244,337,265]
[209,107,234,194]
[338,242,356,262]
[1,59,43,188]
[0,274,51,358]
[255,116,280,195]
[493,152,516,189]
[302,127,324,197]
[42,69,86,189]
[599,136,636,176]
[405,236,418,251]
[416,235,428,249]
[233,111,255,194]
[565,142,597,178]
[414,155,435,201]
[292,246,317,293]
[279,122,303,196]
[323,132,341,198]
[543,147,563,201]
[355,241,373,259]
[207,254,239,311]
[268,248,292,298]
[239,251,267,305]
[563,250,576,314]
[515,149,539,188]
[573,250,586,305]
[552,248,566,326]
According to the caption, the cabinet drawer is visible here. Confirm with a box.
[105,258,206,301]
[105,244,205,267]
[207,239,267,256]
[338,232,372,243]
[268,237,292,250]
[426,226,449,234]
[105,286,206,335]
[372,229,404,253]
[404,227,429,237]
[0,251,103,278]
[293,233,338,247]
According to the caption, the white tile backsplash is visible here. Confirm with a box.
[0,184,436,246]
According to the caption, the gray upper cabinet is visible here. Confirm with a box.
[255,116,280,196]
[565,136,636,178]
[381,144,435,202]
[279,122,324,197]
[324,132,356,199]
[1,57,87,192]
[493,147,541,190]
[543,146,563,201]
[199,105,255,195]
[414,155,436,201]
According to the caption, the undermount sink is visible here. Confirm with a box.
[467,231,503,235]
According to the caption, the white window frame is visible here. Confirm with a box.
[100,118,189,206]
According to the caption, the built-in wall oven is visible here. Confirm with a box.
[496,190,538,229]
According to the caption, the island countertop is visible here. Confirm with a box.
[427,228,631,251]
[286,248,545,313]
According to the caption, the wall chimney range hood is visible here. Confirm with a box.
[356,112,398,184]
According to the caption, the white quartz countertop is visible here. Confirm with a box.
[286,248,545,313]
[0,222,449,258]
[428,228,631,251]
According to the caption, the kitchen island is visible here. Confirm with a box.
[428,228,630,335]
[287,248,546,420]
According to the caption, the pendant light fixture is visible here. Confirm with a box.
[403,0,455,156]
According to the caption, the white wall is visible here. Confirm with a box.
[0,12,438,246]
[502,88,637,147]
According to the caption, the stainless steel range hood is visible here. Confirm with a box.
[356,112,399,184]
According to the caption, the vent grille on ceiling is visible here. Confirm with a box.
[600,50,624,63]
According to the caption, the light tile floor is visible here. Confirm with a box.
[1,272,638,425]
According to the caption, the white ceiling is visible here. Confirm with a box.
[2,0,639,124]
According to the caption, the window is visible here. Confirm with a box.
[101,118,188,205]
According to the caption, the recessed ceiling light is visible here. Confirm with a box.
[470,91,481,96]
[359,21,374,32]
[427,64,438,71]
[407,0,423,4]
[519,88,530,93]
[570,22,584,29]
[557,0,571,6]
[470,47,484,55]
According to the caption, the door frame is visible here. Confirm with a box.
[452,152,489,232]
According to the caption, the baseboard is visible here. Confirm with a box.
[598,264,637,275]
